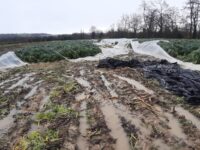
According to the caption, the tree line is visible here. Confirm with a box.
[1,0,200,44]
[104,0,200,39]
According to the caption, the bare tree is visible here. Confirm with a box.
[154,0,169,36]
[165,7,180,31]
[128,14,142,36]
[90,26,97,39]
[117,14,130,31]
[141,1,158,37]
[186,0,200,38]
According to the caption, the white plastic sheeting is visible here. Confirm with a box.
[131,40,179,63]
[71,39,132,62]
[131,40,200,71]
[74,38,200,71]
[1,39,200,71]
[0,51,26,71]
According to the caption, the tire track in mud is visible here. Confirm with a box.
[76,70,131,150]
[0,83,50,149]
[98,70,196,149]
[1,60,200,149]
[77,101,89,150]
[98,72,154,149]
[56,63,200,149]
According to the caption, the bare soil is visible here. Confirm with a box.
[0,54,200,150]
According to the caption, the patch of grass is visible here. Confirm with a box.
[14,130,59,150]
[36,105,78,123]
[15,40,101,63]
[50,87,62,99]
[63,82,78,93]
[174,96,185,104]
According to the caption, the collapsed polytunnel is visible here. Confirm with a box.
[0,51,26,71]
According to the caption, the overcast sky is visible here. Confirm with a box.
[0,0,184,34]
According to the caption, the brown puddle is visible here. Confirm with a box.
[75,92,87,102]
[113,74,154,95]
[0,109,18,136]
[100,75,118,98]
[113,101,151,137]
[39,95,50,111]
[176,107,200,130]
[77,101,89,150]
[24,85,38,99]
[80,70,85,76]
[75,78,91,88]
[100,103,130,150]
[8,73,35,90]
[153,139,171,150]
[0,76,20,87]
[165,112,186,139]
[155,105,186,139]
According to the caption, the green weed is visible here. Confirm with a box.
[14,130,59,150]
[36,105,78,123]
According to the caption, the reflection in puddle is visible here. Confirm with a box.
[101,75,118,98]
[80,70,85,76]
[153,139,171,150]
[101,103,130,150]
[75,92,87,102]
[0,109,18,135]
[24,85,38,99]
[75,78,91,88]
[77,101,89,150]
[156,105,186,139]
[113,74,154,94]
[165,112,186,139]
[176,107,200,130]
[113,101,151,136]
[9,73,34,90]
[0,77,20,87]
[39,95,49,111]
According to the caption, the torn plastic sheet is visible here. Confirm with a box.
[0,51,26,71]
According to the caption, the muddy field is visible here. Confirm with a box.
[0,53,200,150]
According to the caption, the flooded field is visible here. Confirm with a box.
[0,54,199,150]
[0,39,200,150]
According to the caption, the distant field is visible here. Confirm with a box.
[13,40,101,63]
[158,39,200,64]
[1,39,200,64]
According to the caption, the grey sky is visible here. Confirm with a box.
[0,0,184,34]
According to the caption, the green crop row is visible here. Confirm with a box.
[15,40,101,63]
[158,40,200,64]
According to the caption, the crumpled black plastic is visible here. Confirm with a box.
[98,58,200,105]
